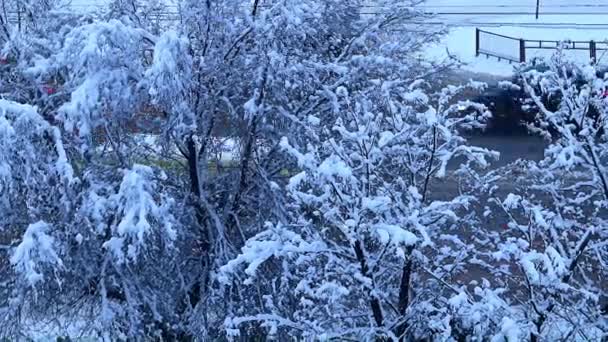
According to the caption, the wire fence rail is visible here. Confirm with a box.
[475,28,608,64]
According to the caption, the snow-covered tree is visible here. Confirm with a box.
[481,53,608,341]
[0,2,183,339]
[140,0,448,338]
[1,0,564,340]
[217,67,501,338]
[0,96,180,339]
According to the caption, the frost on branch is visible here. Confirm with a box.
[0,99,74,183]
[53,20,147,139]
[10,221,63,287]
[218,223,327,285]
[99,165,176,263]
[143,30,194,134]
[0,100,75,233]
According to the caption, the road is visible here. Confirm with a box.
[466,134,546,167]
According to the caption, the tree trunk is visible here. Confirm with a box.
[185,136,211,309]
[353,240,384,327]
[226,117,257,240]
[395,248,414,340]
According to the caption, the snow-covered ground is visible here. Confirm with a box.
[423,0,608,76]
[66,0,608,77]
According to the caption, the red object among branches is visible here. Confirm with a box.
[42,85,57,95]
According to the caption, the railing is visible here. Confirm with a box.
[475,29,521,63]
[475,28,608,64]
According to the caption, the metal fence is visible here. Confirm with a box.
[475,28,608,64]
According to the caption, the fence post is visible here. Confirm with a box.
[17,5,21,32]
[590,40,597,62]
[519,39,526,63]
[475,28,480,56]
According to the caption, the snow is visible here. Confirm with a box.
[423,0,608,75]
[378,131,394,148]
[279,137,315,169]
[69,0,177,13]
[5,1,608,339]
[218,225,326,285]
[492,317,520,342]
[546,143,585,170]
[287,171,307,191]
[519,249,569,287]
[50,126,74,183]
[0,100,75,186]
[68,0,608,77]
[314,281,350,300]
[545,246,567,277]
[502,193,522,210]
[0,113,15,181]
[10,221,62,287]
[317,156,352,180]
[362,196,392,212]
[114,166,156,241]
[374,223,418,248]
[448,291,469,308]
[101,165,176,263]
[307,115,320,126]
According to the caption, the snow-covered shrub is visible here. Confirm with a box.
[482,52,608,341]
[219,74,499,339]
